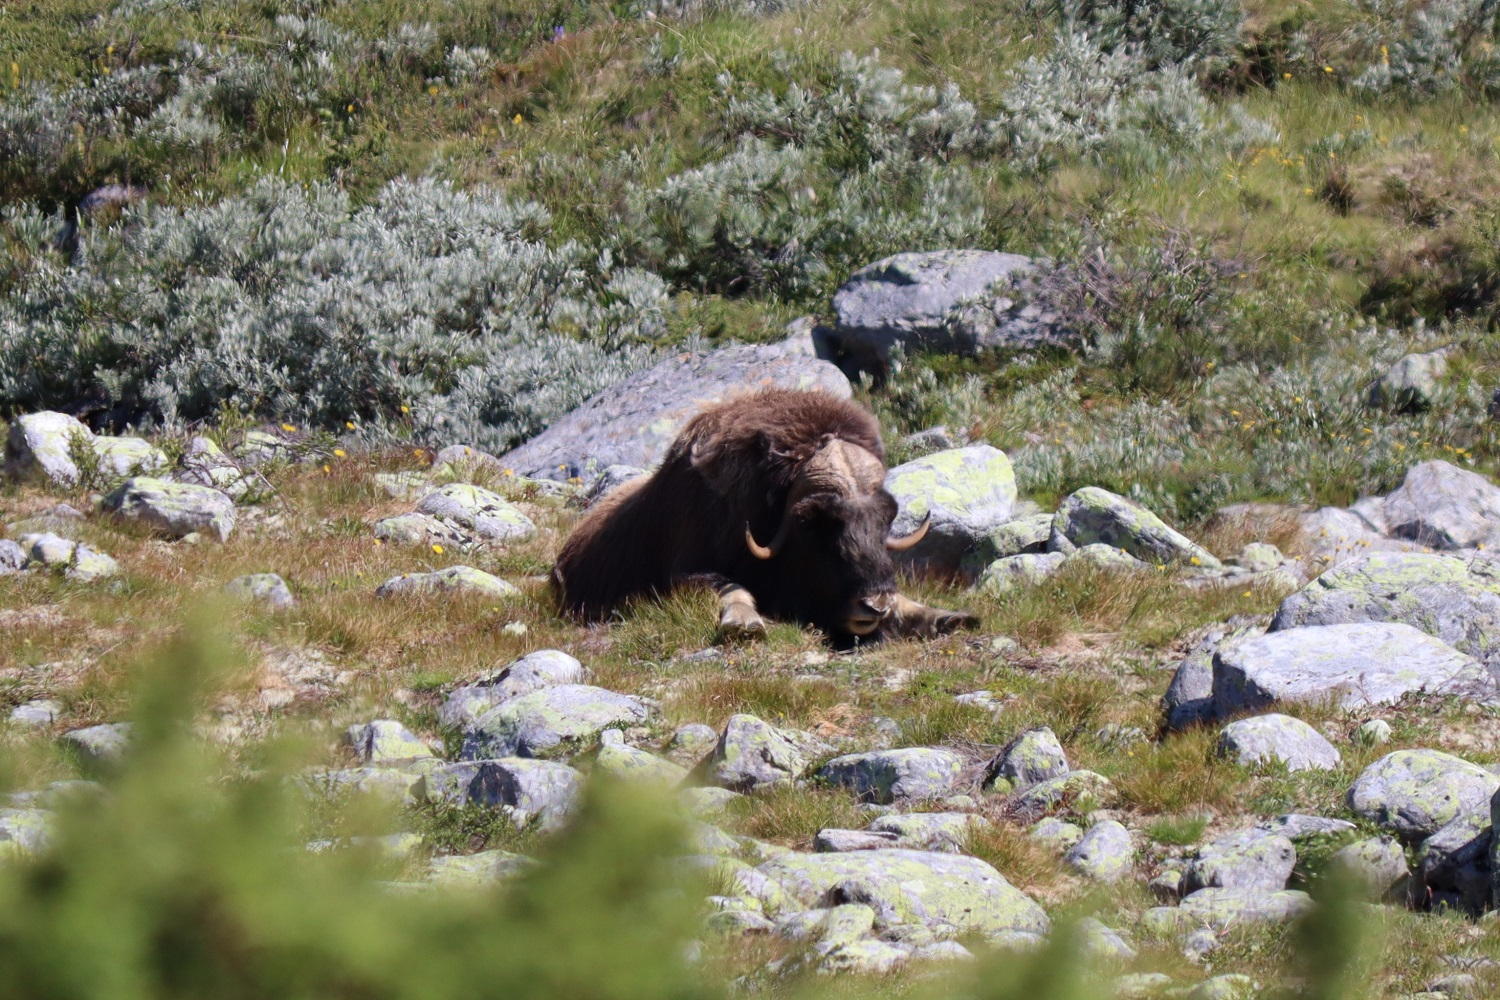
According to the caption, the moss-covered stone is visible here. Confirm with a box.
[102,477,236,541]
[459,684,652,760]
[345,720,435,764]
[960,513,1054,576]
[1347,748,1500,841]
[866,812,989,851]
[595,732,689,786]
[416,483,536,542]
[1065,820,1133,882]
[755,848,1048,938]
[985,726,1068,791]
[884,445,1018,574]
[815,748,963,804]
[374,566,520,600]
[706,714,828,792]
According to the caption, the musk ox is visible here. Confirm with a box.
[551,388,979,646]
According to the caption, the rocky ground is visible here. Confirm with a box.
[4,325,1500,998]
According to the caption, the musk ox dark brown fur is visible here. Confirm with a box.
[551,388,978,646]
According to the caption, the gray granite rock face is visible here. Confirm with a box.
[460,684,651,761]
[1212,622,1493,716]
[1216,714,1340,772]
[438,650,587,729]
[820,251,1062,374]
[1050,486,1219,568]
[498,341,849,480]
[102,477,236,541]
[1381,460,1500,549]
[883,446,1018,575]
[816,748,964,804]
[1270,551,1500,664]
[1347,749,1500,841]
[1182,830,1296,894]
[754,848,1049,938]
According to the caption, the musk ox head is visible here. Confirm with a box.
[742,436,928,641]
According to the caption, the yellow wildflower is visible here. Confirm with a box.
[432,544,445,554]
[333,448,347,458]
[345,421,357,430]
[281,423,296,432]
[513,113,524,124]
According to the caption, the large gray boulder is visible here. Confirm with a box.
[1212,622,1494,716]
[1380,461,1500,550]
[1348,749,1500,842]
[5,412,91,486]
[498,341,849,480]
[459,684,652,760]
[419,759,582,830]
[1416,806,1492,912]
[1216,714,1340,772]
[1173,888,1312,931]
[1050,487,1219,568]
[102,477,236,541]
[1269,551,1500,663]
[883,446,1018,575]
[753,848,1049,938]
[1182,829,1296,894]
[816,748,964,804]
[820,251,1062,373]
[415,484,536,542]
[1331,836,1409,900]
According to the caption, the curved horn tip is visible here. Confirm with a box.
[886,513,931,552]
[745,523,776,560]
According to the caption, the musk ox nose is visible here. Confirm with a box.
[844,595,893,636]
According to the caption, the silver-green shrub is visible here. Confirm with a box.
[1027,0,1244,70]
[1351,0,1500,96]
[0,177,665,451]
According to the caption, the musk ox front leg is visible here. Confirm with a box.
[682,574,768,642]
[886,593,980,639]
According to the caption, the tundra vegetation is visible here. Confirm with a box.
[3,0,1500,995]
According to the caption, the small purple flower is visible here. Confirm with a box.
[552,25,566,41]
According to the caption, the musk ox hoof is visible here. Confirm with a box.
[905,609,980,638]
[717,608,768,644]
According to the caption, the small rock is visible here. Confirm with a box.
[375,566,520,600]
[976,552,1064,596]
[1330,836,1408,900]
[704,714,828,792]
[867,812,989,851]
[1008,770,1115,820]
[4,412,92,486]
[416,483,536,542]
[1050,486,1219,568]
[1150,870,1183,902]
[460,684,652,760]
[595,734,689,786]
[419,759,582,830]
[665,723,721,766]
[1029,817,1083,852]
[60,722,132,768]
[1254,814,1358,841]
[438,650,586,729]
[1216,713,1340,771]
[1078,917,1136,961]
[1065,820,1133,882]
[427,849,537,887]
[884,445,1019,575]
[8,700,61,728]
[20,532,118,582]
[0,539,25,574]
[1187,973,1258,1000]
[345,720,434,764]
[1356,719,1394,746]
[102,477,236,541]
[224,573,295,609]
[985,726,1068,791]
[1236,542,1284,573]
[1176,887,1313,930]
[372,513,473,548]
[814,828,901,852]
[1369,350,1448,412]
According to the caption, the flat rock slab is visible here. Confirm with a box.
[815,748,964,804]
[439,650,587,729]
[1270,551,1500,663]
[498,341,849,480]
[866,812,989,851]
[1051,486,1219,568]
[1216,714,1340,772]
[754,848,1049,938]
[103,477,236,541]
[375,566,519,600]
[460,684,652,760]
[1175,887,1313,930]
[419,758,582,830]
[883,445,1018,574]
[415,484,536,542]
[1347,749,1500,841]
[1212,622,1493,717]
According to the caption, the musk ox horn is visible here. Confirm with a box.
[885,513,930,552]
[745,523,776,560]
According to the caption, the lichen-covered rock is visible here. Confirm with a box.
[301,767,424,807]
[224,573,295,609]
[102,477,236,541]
[0,808,54,856]
[1270,551,1500,662]
[427,849,538,887]
[867,812,989,851]
[816,748,964,804]
[1347,749,1500,841]
[705,714,828,792]
[4,412,92,486]
[1381,460,1500,549]
[372,513,474,548]
[1050,486,1220,568]
[985,726,1068,791]
[18,533,118,582]
[976,552,1064,596]
[61,722,132,768]
[1236,542,1286,574]
[960,512,1055,577]
[419,758,582,830]
[93,435,168,478]
[1028,817,1083,852]
[1216,714,1340,772]
[822,251,1057,374]
[459,684,652,760]
[1182,830,1296,894]
[814,828,901,852]
[775,903,877,947]
[1175,887,1313,930]
[1065,820,1133,882]
[1063,543,1148,572]
[498,341,849,480]
[1369,350,1449,412]
[595,731,689,786]
[1254,814,1357,842]
[374,566,520,600]
[8,700,60,728]
[416,483,536,542]
[0,539,25,575]
[666,723,720,766]
[754,848,1049,938]
[884,445,1018,574]
[1007,770,1115,820]
[1212,622,1493,716]
[176,436,254,501]
[1163,627,1256,731]
[1331,836,1408,899]
[438,650,586,729]
[1356,719,1394,746]
[1078,917,1137,961]
[345,720,434,764]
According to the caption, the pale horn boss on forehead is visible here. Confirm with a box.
[551,388,978,646]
